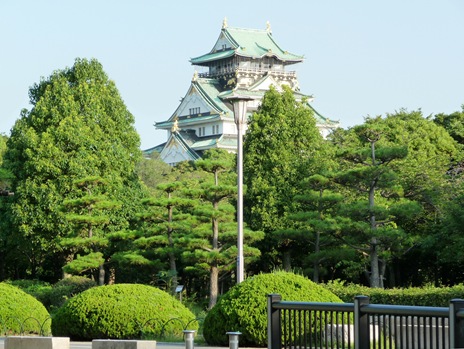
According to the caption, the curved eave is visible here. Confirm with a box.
[191,49,303,65]
[156,114,222,130]
[307,103,340,126]
[190,50,236,65]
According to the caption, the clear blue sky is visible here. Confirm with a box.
[1,1,463,149]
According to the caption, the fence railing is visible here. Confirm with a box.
[267,294,464,349]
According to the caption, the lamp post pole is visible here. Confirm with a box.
[230,97,252,284]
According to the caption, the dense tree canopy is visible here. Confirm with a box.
[2,58,147,281]
[331,111,461,287]
[243,86,324,233]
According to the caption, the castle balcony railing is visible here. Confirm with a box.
[198,67,297,79]
[268,294,464,349]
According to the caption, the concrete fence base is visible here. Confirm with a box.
[92,339,157,349]
[4,336,70,349]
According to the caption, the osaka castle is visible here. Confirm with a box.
[147,19,339,165]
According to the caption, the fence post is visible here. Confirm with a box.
[268,294,282,349]
[183,330,196,349]
[226,331,241,349]
[450,299,464,349]
[354,295,369,349]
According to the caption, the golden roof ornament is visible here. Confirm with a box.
[171,118,179,132]
[192,70,198,81]
[266,21,272,33]
[222,17,228,29]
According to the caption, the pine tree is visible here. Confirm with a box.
[182,149,263,309]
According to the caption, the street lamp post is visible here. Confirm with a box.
[229,96,252,284]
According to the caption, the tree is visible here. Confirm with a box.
[331,111,460,287]
[182,149,263,309]
[136,152,172,194]
[434,105,464,145]
[280,173,346,282]
[133,181,195,292]
[3,58,147,281]
[0,134,13,193]
[243,86,324,271]
[61,176,121,285]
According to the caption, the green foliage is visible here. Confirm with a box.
[203,271,342,347]
[2,58,147,281]
[434,105,464,145]
[0,283,51,335]
[136,152,172,194]
[43,276,97,311]
[8,277,97,312]
[180,149,263,309]
[323,280,464,307]
[51,284,198,340]
[244,86,324,233]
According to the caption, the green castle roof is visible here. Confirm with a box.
[190,25,303,65]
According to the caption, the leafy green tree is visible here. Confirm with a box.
[0,134,13,193]
[136,152,172,194]
[244,86,324,232]
[243,86,324,271]
[3,58,147,281]
[0,134,14,280]
[434,105,464,144]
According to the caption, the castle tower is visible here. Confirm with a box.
[148,20,339,165]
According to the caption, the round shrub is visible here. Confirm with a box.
[203,271,343,347]
[51,283,198,340]
[0,283,51,335]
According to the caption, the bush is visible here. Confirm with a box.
[323,280,464,306]
[0,283,51,335]
[5,279,52,304]
[203,271,343,347]
[44,276,97,312]
[7,277,96,312]
[51,283,198,340]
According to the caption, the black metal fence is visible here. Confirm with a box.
[267,294,464,349]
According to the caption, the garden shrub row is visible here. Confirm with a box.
[323,280,464,307]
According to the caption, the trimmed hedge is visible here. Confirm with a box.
[0,283,51,335]
[203,271,343,347]
[51,283,198,340]
[323,280,464,307]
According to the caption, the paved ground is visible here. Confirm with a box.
[0,339,231,349]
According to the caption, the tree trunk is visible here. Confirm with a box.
[283,250,291,271]
[98,264,105,286]
[208,265,219,309]
[313,231,320,282]
[167,203,178,293]
[370,237,381,288]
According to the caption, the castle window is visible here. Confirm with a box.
[189,107,200,115]
[198,127,205,137]
[212,125,220,135]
